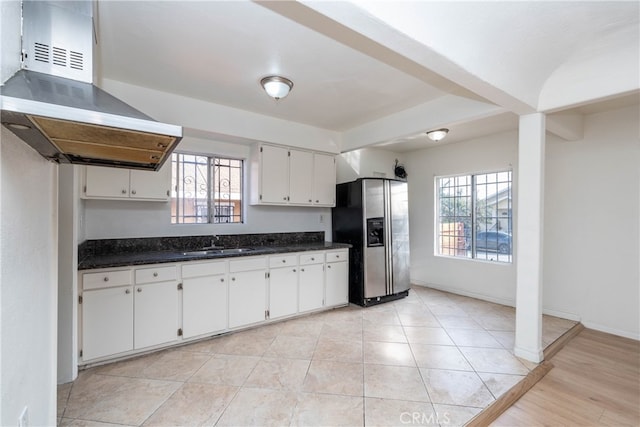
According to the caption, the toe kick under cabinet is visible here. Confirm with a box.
[79,248,349,365]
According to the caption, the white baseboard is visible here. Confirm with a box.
[411,280,515,308]
[582,321,640,341]
[513,346,544,363]
[541,308,581,322]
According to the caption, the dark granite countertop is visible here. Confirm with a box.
[78,232,350,270]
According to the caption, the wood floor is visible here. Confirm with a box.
[492,328,640,426]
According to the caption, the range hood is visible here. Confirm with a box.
[0,1,182,171]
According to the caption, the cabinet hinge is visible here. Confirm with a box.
[260,146,263,153]
[83,185,87,193]
[177,283,183,290]
[177,328,183,336]
[288,151,291,157]
[79,349,83,358]
[166,190,170,197]
[265,272,270,279]
[259,194,262,201]
[79,295,83,304]
[265,309,270,319]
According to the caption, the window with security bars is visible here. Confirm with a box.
[171,153,243,224]
[436,171,512,263]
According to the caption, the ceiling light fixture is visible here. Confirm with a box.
[426,128,449,142]
[260,76,294,100]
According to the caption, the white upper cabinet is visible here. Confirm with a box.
[251,143,336,207]
[313,153,336,206]
[83,163,171,201]
[289,149,314,205]
[257,144,290,204]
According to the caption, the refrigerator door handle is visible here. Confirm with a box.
[384,181,393,295]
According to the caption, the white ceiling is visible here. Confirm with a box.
[95,1,639,152]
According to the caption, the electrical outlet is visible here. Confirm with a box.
[18,406,29,427]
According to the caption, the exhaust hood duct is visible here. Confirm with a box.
[0,1,182,171]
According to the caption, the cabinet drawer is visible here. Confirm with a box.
[269,254,298,268]
[182,260,227,279]
[326,250,348,262]
[229,256,267,273]
[83,269,131,290]
[135,265,177,284]
[299,252,323,265]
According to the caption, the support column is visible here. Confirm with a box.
[514,113,546,362]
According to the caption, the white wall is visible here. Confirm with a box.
[58,165,79,383]
[405,132,518,305]
[1,1,58,425]
[82,137,331,240]
[543,105,639,339]
[337,147,404,183]
[1,129,59,427]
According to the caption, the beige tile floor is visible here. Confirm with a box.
[58,286,576,427]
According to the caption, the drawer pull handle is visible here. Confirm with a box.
[301,268,305,272]
[282,259,286,263]
[293,269,297,272]
[121,189,127,194]
[328,265,331,269]
[125,289,131,294]
[153,272,158,277]
[311,257,315,261]
[231,277,235,281]
[131,190,137,195]
[220,278,224,282]
[103,277,109,282]
[137,288,142,293]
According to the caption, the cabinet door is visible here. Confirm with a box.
[289,150,314,205]
[269,266,298,319]
[134,281,179,349]
[260,145,289,203]
[84,166,130,199]
[228,269,266,328]
[298,263,324,312]
[182,274,227,339]
[325,261,349,307]
[313,153,336,206]
[129,163,171,200]
[82,286,133,361]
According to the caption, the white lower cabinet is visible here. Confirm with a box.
[82,285,134,361]
[228,257,267,328]
[325,261,349,306]
[182,260,228,339]
[298,252,325,313]
[134,281,180,349]
[269,267,298,319]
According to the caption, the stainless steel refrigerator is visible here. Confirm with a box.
[332,178,410,306]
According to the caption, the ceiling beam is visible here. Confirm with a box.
[257,0,536,115]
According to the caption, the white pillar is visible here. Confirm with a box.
[514,113,545,362]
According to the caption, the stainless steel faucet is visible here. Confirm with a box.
[203,235,221,249]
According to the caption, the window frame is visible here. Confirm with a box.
[435,169,513,263]
[171,151,245,225]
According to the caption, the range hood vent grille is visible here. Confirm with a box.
[32,42,85,72]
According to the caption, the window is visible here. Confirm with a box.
[436,170,512,263]
[171,153,243,224]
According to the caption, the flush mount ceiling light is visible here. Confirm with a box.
[426,128,449,142]
[260,76,294,100]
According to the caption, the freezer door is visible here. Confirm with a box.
[390,180,410,293]
[363,180,387,299]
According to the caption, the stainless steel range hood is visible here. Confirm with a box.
[0,1,182,171]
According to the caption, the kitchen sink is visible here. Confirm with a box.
[181,247,256,256]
